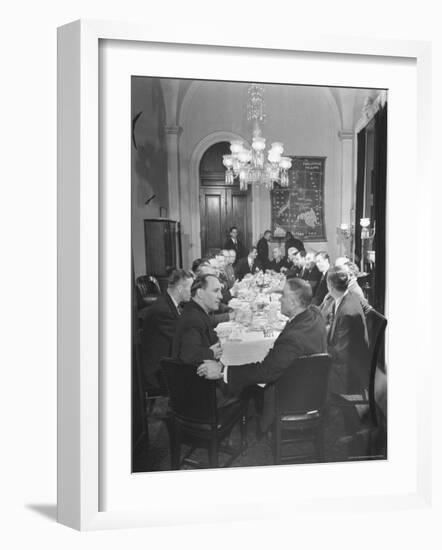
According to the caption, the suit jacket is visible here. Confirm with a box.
[257,237,270,267]
[284,237,305,257]
[267,258,289,273]
[218,270,232,303]
[348,279,371,314]
[140,293,181,385]
[320,283,372,326]
[312,271,329,306]
[327,292,370,394]
[286,265,310,280]
[172,300,218,365]
[223,264,236,289]
[234,257,262,281]
[223,237,247,262]
[305,264,321,293]
[226,306,328,393]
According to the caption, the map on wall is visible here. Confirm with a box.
[271,156,326,242]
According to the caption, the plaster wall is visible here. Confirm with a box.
[131,77,169,277]
[179,81,345,266]
[130,78,368,274]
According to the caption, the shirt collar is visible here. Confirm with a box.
[334,290,348,312]
[167,290,180,310]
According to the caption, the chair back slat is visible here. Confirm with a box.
[275,354,331,415]
[135,276,149,297]
[366,308,387,361]
[365,309,387,426]
[136,275,161,297]
[148,275,161,294]
[161,359,218,424]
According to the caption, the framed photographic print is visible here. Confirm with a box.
[58,19,433,530]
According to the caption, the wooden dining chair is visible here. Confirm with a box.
[331,308,387,459]
[273,353,331,464]
[334,309,387,424]
[161,358,248,469]
[135,275,161,309]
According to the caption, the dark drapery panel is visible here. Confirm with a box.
[373,103,387,314]
[354,128,366,263]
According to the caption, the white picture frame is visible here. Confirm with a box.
[57,19,434,531]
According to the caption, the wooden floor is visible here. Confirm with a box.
[132,398,387,472]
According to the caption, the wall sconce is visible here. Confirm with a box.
[336,222,355,260]
[360,217,375,239]
[359,218,376,273]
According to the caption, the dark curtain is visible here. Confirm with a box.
[354,128,366,263]
[373,104,387,314]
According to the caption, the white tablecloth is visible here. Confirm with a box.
[217,323,280,366]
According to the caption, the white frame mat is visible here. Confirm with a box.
[57,19,433,531]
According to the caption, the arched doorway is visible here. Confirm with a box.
[199,142,252,257]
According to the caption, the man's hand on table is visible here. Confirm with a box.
[209,342,222,360]
[197,359,223,379]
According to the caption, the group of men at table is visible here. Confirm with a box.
[140,227,372,430]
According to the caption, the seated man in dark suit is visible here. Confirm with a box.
[312,251,331,306]
[197,278,328,429]
[172,273,223,364]
[234,246,262,281]
[204,249,232,304]
[321,259,371,321]
[286,249,310,279]
[172,273,235,407]
[194,261,234,325]
[284,231,305,260]
[335,258,371,313]
[305,250,322,293]
[325,266,370,395]
[140,268,194,391]
[267,246,289,273]
[256,230,272,268]
[222,248,236,289]
[191,257,209,275]
[284,246,299,275]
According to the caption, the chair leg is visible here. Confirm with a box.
[208,436,219,468]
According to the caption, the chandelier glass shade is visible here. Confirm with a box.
[222,84,292,190]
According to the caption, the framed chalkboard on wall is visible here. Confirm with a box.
[271,156,326,242]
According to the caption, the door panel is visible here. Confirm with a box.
[228,190,251,250]
[200,189,224,256]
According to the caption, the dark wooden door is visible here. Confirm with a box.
[199,142,251,257]
[200,186,251,257]
[200,187,225,256]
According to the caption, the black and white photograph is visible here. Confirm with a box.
[131,77,388,472]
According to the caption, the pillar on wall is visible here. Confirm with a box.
[338,130,355,256]
[165,125,182,221]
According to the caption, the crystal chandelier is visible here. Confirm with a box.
[222,84,292,191]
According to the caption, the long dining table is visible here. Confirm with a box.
[216,271,288,368]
